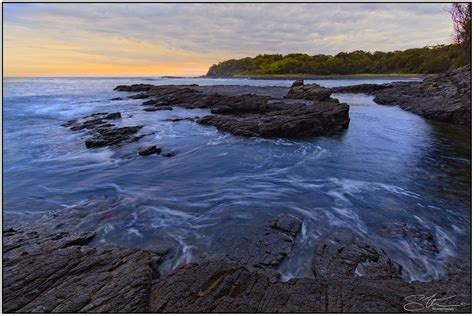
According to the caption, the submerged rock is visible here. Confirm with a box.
[85,126,143,148]
[139,145,161,156]
[161,151,176,157]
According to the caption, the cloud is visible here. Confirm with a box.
[3,3,454,76]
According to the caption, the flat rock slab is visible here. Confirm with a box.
[114,84,350,138]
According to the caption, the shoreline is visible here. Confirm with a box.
[202,73,426,80]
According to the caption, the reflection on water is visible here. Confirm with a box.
[3,77,471,281]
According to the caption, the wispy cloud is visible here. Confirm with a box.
[3,3,454,76]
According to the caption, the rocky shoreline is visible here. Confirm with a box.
[331,65,471,127]
[3,217,471,313]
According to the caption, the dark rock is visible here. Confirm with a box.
[143,106,173,112]
[63,112,121,131]
[291,79,304,87]
[113,84,350,138]
[139,145,161,156]
[128,93,150,99]
[148,259,471,313]
[114,84,155,92]
[269,214,302,236]
[312,229,402,280]
[287,83,333,101]
[331,83,394,94]
[161,151,176,157]
[3,228,165,313]
[85,126,143,148]
[110,97,124,101]
[377,222,438,254]
[197,99,350,138]
[331,65,471,126]
[215,214,303,269]
[3,227,471,312]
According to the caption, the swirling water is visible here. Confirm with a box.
[3,76,471,282]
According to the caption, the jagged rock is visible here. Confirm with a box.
[312,229,402,280]
[148,259,471,313]
[331,66,471,126]
[197,99,350,138]
[114,84,155,92]
[377,222,438,254]
[287,83,333,101]
[215,214,303,269]
[128,93,150,99]
[85,126,143,148]
[62,112,122,131]
[3,227,471,312]
[139,145,161,156]
[143,106,173,112]
[291,79,304,87]
[112,84,350,138]
[2,229,164,313]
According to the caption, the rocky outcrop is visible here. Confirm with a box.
[287,82,333,101]
[2,228,164,313]
[62,112,147,148]
[216,214,303,269]
[139,145,161,156]
[3,225,471,313]
[113,84,350,138]
[312,229,402,280]
[331,65,471,126]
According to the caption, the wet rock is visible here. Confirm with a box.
[114,84,155,92]
[287,83,333,101]
[377,222,438,254]
[161,151,176,157]
[139,145,161,156]
[85,126,143,148]
[331,83,394,94]
[110,97,124,101]
[197,99,350,138]
[312,229,402,280]
[3,228,165,313]
[291,79,304,87]
[269,214,302,236]
[143,106,173,112]
[331,65,471,126]
[215,214,303,269]
[128,93,150,99]
[113,84,350,138]
[3,227,471,312]
[62,112,122,131]
[148,259,471,313]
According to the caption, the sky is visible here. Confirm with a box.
[3,3,455,77]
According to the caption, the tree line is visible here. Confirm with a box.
[206,44,468,77]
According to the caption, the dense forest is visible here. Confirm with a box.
[206,44,469,77]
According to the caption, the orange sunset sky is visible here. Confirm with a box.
[4,3,454,77]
